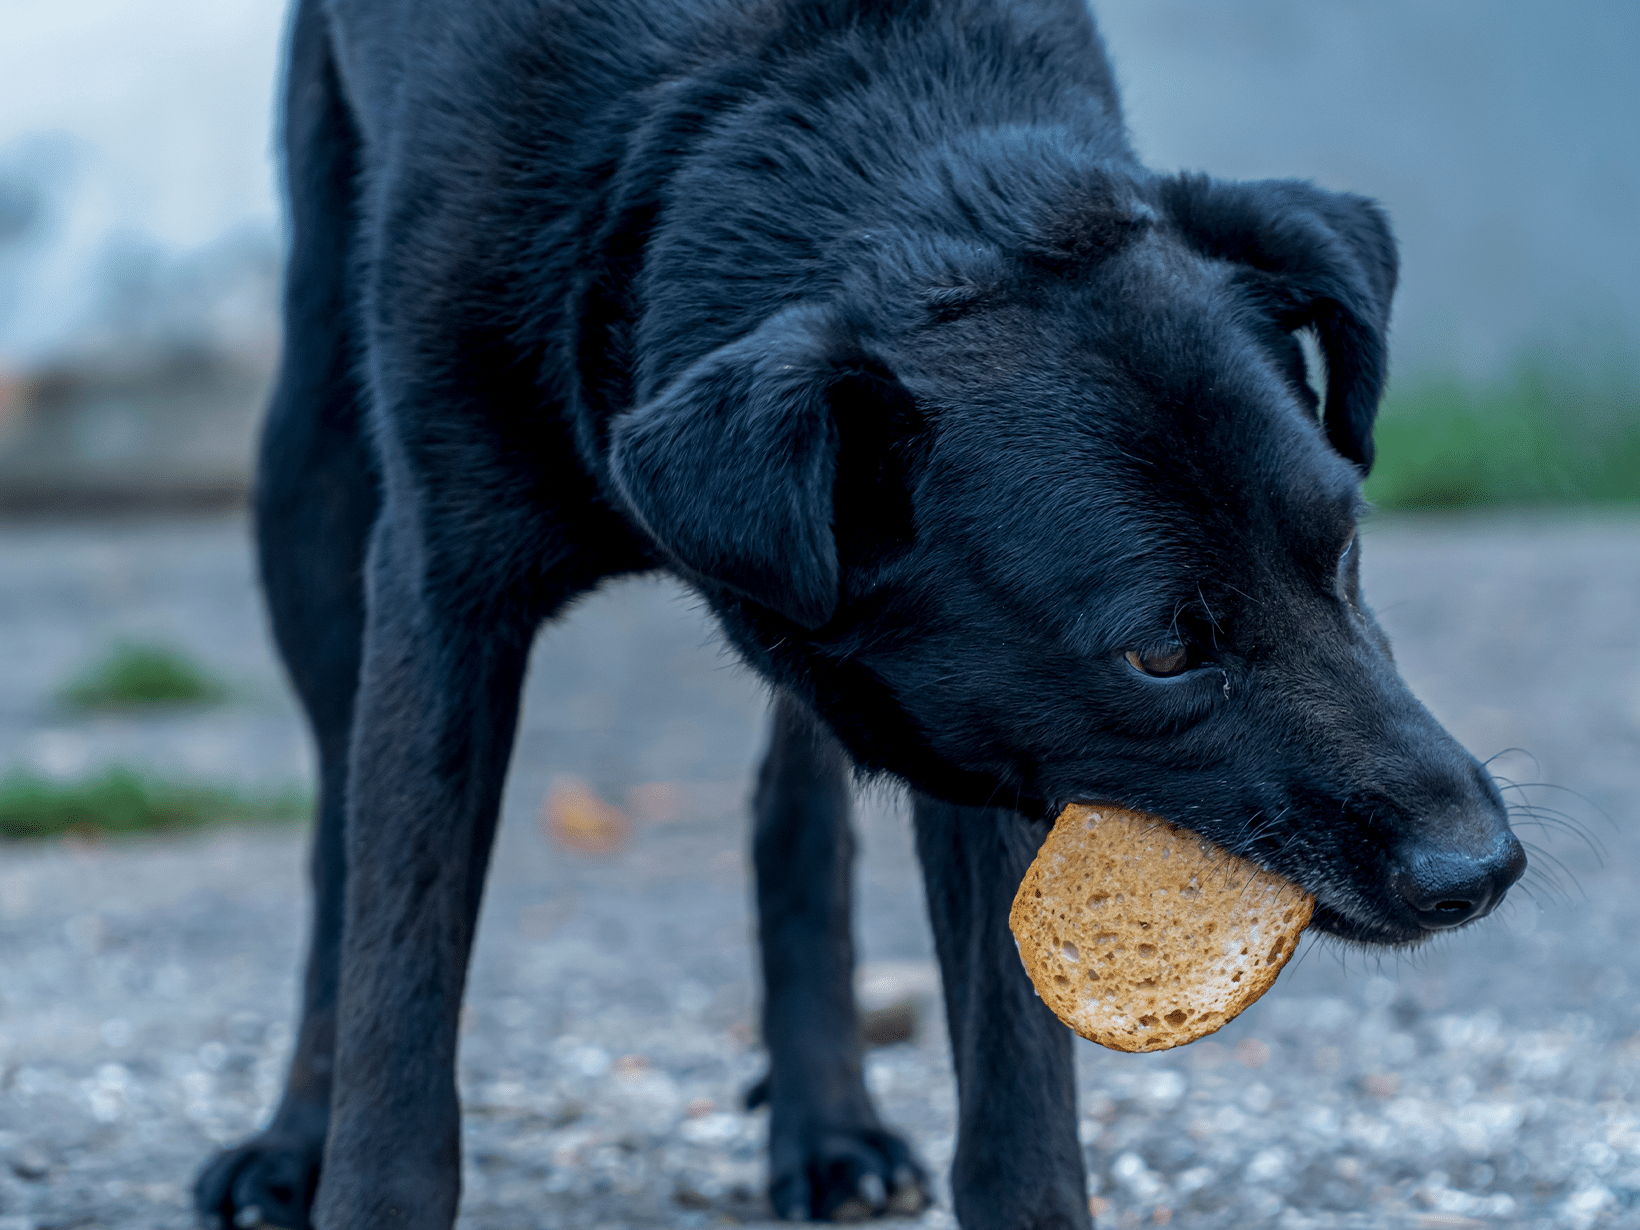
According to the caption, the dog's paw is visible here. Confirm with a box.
[194,1131,322,1229]
[769,1124,930,1222]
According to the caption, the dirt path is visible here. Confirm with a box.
[1,512,1638,1230]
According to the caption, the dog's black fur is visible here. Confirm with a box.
[195,1,1526,1226]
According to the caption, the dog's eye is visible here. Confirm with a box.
[1339,530,1356,565]
[1125,645,1190,677]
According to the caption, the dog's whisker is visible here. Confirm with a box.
[1504,809,1605,862]
[1494,780,1608,808]
[1515,838,1583,892]
[1506,880,1547,912]
[1481,746,1540,773]
[1490,773,1612,833]
[1505,803,1598,832]
[1513,846,1578,908]
[1516,876,1571,913]
[1507,814,1594,843]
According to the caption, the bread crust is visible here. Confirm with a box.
[1010,803,1315,1052]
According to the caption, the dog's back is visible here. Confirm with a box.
[317,0,1130,424]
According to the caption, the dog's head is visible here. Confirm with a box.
[609,170,1523,947]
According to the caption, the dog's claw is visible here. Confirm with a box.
[829,1196,874,1222]
[887,1166,928,1216]
[194,1132,321,1230]
[827,1172,887,1220]
[767,1122,929,1221]
[857,1173,887,1209]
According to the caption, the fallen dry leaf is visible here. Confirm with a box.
[541,776,630,855]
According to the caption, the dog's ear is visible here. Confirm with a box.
[1159,174,1398,471]
[610,304,910,630]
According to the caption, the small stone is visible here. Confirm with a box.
[1235,1038,1272,1069]
[1361,1072,1402,1098]
[860,1001,918,1047]
[673,1186,711,1209]
[8,1145,49,1181]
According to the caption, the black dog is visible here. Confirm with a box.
[196,1,1525,1226]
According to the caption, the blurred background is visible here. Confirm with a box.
[1,0,1635,510]
[0,2,1637,1229]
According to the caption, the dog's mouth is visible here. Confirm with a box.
[1299,861,1518,948]
[1305,898,1431,948]
[1225,858,1437,949]
[1217,837,1515,950]
[1039,789,1522,950]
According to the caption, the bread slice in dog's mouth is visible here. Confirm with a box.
[1009,803,1314,1053]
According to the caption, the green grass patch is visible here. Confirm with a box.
[59,641,229,710]
[1366,361,1640,509]
[0,767,309,841]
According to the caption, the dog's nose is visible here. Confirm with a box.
[1390,833,1527,930]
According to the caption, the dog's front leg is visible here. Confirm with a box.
[309,510,534,1230]
[914,796,1089,1230]
[752,692,929,1220]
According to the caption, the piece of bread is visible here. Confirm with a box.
[1009,803,1314,1053]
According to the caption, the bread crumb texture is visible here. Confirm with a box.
[1010,803,1315,1053]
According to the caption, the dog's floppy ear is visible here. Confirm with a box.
[608,304,856,630]
[1159,174,1398,471]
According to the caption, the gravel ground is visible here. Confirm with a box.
[1,511,1639,1230]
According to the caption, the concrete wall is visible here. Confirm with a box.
[1097,0,1640,378]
